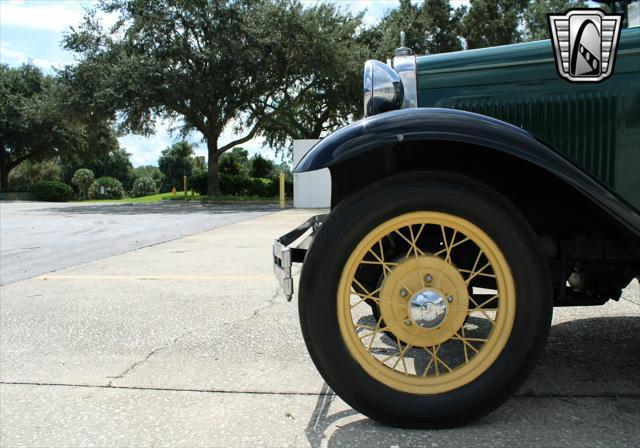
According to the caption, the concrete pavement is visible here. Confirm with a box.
[0,201,278,284]
[1,208,638,447]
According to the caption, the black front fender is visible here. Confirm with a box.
[295,108,640,239]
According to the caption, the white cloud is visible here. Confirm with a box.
[450,0,470,8]
[333,0,384,26]
[119,120,183,167]
[0,1,88,33]
[0,44,62,69]
[325,1,470,27]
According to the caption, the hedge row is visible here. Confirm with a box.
[28,173,292,202]
[190,172,292,197]
[30,176,127,201]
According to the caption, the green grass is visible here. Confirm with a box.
[169,194,287,202]
[82,191,289,204]
[82,192,188,203]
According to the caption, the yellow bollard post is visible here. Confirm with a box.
[279,171,285,209]
[183,176,187,198]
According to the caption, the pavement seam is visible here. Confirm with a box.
[0,381,335,396]
[1,381,639,399]
[106,330,193,387]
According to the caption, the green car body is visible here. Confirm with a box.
[418,27,640,210]
[288,23,640,302]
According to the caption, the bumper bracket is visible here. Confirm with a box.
[272,214,327,301]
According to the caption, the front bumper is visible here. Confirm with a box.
[272,214,327,301]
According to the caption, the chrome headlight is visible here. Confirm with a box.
[363,60,404,117]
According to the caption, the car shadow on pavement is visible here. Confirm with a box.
[304,315,640,448]
[42,202,281,215]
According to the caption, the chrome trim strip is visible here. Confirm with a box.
[394,54,417,109]
[419,58,555,75]
[419,48,637,76]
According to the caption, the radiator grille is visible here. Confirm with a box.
[442,93,618,185]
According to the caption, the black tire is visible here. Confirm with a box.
[298,171,552,428]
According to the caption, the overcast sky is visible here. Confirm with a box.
[0,0,468,166]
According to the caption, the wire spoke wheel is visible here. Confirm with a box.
[299,173,551,427]
[338,211,516,394]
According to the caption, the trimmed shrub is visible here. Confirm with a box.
[220,174,249,195]
[246,177,272,197]
[219,147,249,176]
[89,176,124,199]
[189,172,292,197]
[31,180,74,202]
[190,171,208,195]
[131,176,158,197]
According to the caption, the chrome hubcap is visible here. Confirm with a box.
[409,289,448,328]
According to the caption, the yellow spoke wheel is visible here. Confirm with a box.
[298,173,552,427]
[338,212,516,394]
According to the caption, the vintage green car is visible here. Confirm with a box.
[273,3,640,428]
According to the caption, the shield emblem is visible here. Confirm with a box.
[548,9,622,82]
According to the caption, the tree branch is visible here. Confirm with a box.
[311,107,333,138]
[217,123,261,154]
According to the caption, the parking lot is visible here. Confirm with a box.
[1,201,638,447]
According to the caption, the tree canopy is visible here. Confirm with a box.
[523,0,586,41]
[219,147,250,177]
[158,141,195,191]
[249,153,275,178]
[259,3,365,152]
[458,0,526,49]
[87,148,135,190]
[361,0,464,60]
[0,64,115,190]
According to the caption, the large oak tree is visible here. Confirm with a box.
[64,0,362,195]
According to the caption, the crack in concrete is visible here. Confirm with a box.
[106,331,192,386]
[287,434,299,448]
[226,286,282,327]
[247,287,281,320]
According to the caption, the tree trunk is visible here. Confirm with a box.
[0,159,10,191]
[207,138,221,196]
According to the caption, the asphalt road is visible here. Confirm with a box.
[0,201,278,285]
[0,205,638,447]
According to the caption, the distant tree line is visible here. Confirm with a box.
[6,137,288,200]
[2,0,585,195]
